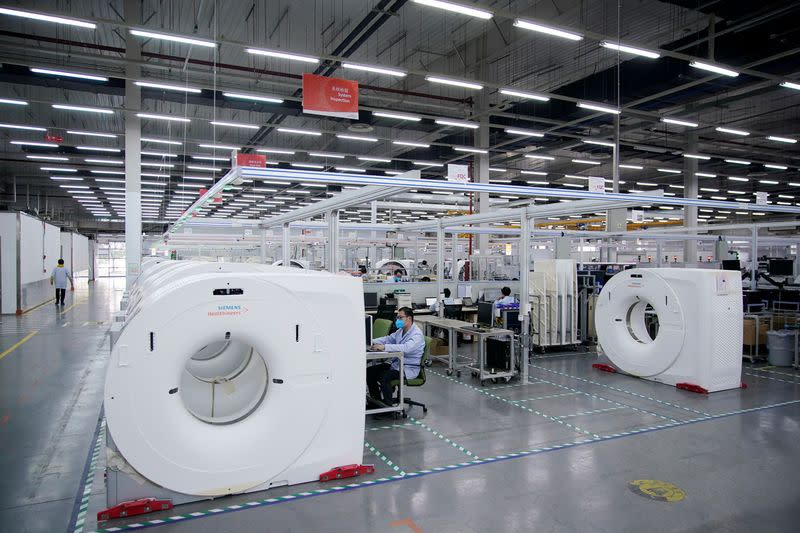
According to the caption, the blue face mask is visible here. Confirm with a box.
[394,276,402,282]
[395,318,405,329]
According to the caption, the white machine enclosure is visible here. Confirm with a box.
[105,265,365,500]
[595,268,742,392]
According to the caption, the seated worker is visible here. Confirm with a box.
[367,307,424,406]
[496,286,517,306]
[384,269,404,283]
[429,287,452,312]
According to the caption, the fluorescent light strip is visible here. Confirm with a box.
[0,98,27,106]
[50,176,82,181]
[141,162,175,168]
[412,161,445,167]
[256,148,295,155]
[129,28,216,48]
[454,146,488,154]
[600,41,660,59]
[690,61,739,77]
[411,0,492,19]
[657,168,681,174]
[42,167,77,172]
[513,18,583,41]
[0,7,96,29]
[309,152,345,159]
[435,118,479,129]
[393,140,430,148]
[52,104,113,114]
[141,151,177,158]
[520,170,547,175]
[222,92,283,104]
[136,113,190,123]
[767,136,796,144]
[696,172,717,178]
[210,120,260,130]
[358,157,391,163]
[77,146,121,153]
[291,163,325,169]
[506,128,545,137]
[28,155,67,161]
[90,170,125,175]
[142,137,182,146]
[186,165,220,171]
[0,123,45,132]
[572,159,601,165]
[760,180,779,185]
[10,140,58,148]
[715,126,749,136]
[525,154,555,161]
[583,139,615,147]
[335,167,367,173]
[661,117,698,128]
[336,134,378,142]
[67,130,116,138]
[724,159,750,165]
[619,164,644,170]
[577,101,620,114]
[780,81,800,91]
[373,111,421,121]
[342,63,406,77]
[276,128,321,136]
[683,153,710,160]
[198,143,238,150]
[246,48,318,63]
[426,76,483,90]
[764,164,788,170]
[728,176,749,182]
[191,155,228,161]
[499,88,549,102]
[30,67,107,81]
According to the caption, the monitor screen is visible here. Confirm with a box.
[477,302,494,327]
[768,259,794,276]
[425,297,437,307]
[722,260,741,271]
[363,292,378,308]
[364,315,373,347]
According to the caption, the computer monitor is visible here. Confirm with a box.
[364,315,373,347]
[768,259,794,276]
[722,260,741,271]
[462,297,473,307]
[425,297,437,307]
[477,302,494,327]
[363,292,378,308]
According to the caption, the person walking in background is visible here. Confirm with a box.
[50,258,74,306]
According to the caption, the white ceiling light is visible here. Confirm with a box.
[683,153,710,160]
[572,159,601,165]
[715,126,749,136]
[764,164,788,170]
[50,176,82,181]
[393,140,430,148]
[577,101,620,114]
[759,179,779,185]
[181,176,213,181]
[435,118,479,129]
[198,143,238,150]
[90,170,125,175]
[335,167,367,173]
[499,88,550,102]
[513,18,583,41]
[28,155,67,161]
[524,154,555,161]
[0,98,27,106]
[780,81,800,91]
[690,61,739,77]
[42,167,77,172]
[426,76,483,90]
[142,137,182,146]
[505,127,545,137]
[0,123,46,132]
[583,139,615,147]
[222,92,283,104]
[30,67,107,82]
[657,168,681,174]
[291,163,325,169]
[141,151,177,158]
[358,157,391,163]
[0,7,96,29]
[411,0,492,19]
[600,41,660,59]
[412,161,445,167]
[246,48,318,63]
[660,117,698,128]
[191,155,228,161]
[77,146,121,153]
[136,113,190,122]
[520,170,547,175]
[67,130,117,138]
[53,104,113,114]
[454,146,488,154]
[141,162,175,168]
[256,148,295,155]
[696,172,717,178]
[727,176,749,182]
[342,63,406,77]
[309,152,345,159]
[725,159,750,165]
[489,167,506,172]
[210,120,260,130]
[336,134,379,142]
[129,28,216,48]
[562,183,585,188]
[186,165,220,171]
[10,140,58,148]
[373,111,421,121]
[767,136,796,144]
[276,127,321,136]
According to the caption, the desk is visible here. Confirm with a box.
[416,315,515,384]
[366,308,433,316]
[365,350,404,416]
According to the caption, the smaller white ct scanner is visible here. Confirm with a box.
[105,261,365,506]
[594,268,743,393]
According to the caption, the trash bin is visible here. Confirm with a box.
[766,330,796,367]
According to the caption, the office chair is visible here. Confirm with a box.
[390,336,431,416]
[443,304,464,321]
[372,318,392,339]
[375,304,397,322]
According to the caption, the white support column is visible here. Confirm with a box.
[327,210,339,272]
[259,227,267,263]
[520,213,531,383]
[451,232,458,294]
[282,223,290,268]
[124,0,141,288]
[751,226,758,288]
[436,222,445,318]
[476,88,490,280]
[684,130,699,265]
[370,200,377,269]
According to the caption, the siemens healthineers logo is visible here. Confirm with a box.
[208,304,249,317]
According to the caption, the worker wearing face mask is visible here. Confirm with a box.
[367,307,424,406]
[384,269,404,283]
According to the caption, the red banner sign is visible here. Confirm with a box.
[236,153,267,168]
[302,73,359,119]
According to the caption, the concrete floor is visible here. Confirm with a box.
[1,279,799,533]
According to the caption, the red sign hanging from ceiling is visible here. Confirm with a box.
[302,73,359,119]
[236,153,267,167]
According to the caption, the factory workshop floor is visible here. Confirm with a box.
[1,279,799,533]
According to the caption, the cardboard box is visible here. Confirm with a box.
[743,317,769,346]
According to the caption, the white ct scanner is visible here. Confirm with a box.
[594,268,743,393]
[105,261,365,506]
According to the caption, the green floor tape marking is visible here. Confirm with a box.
[510,391,581,402]
[751,366,800,380]
[74,419,106,533]
[409,417,479,460]
[530,374,680,423]
[365,422,416,432]
[531,364,710,416]
[743,371,800,386]
[556,406,627,419]
[86,398,800,533]
[364,441,406,476]
[429,369,600,439]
